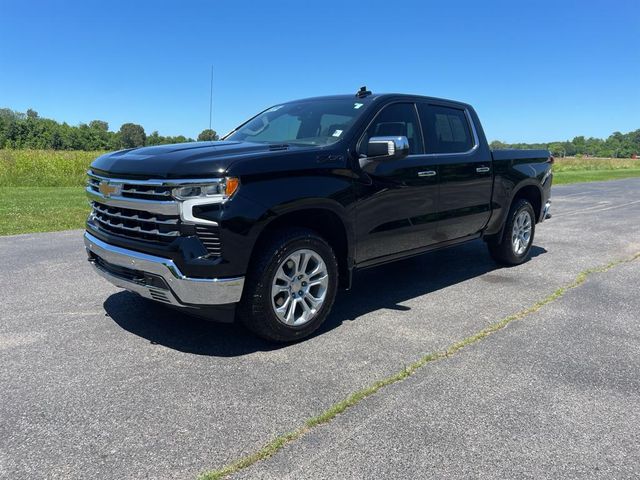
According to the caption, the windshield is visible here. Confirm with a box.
[224,98,370,146]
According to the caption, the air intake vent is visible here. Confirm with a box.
[148,288,171,304]
[195,226,222,256]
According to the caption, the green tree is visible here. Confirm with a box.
[89,120,109,131]
[197,129,219,141]
[119,123,146,148]
[146,130,162,146]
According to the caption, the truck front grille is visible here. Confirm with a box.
[87,176,173,201]
[91,201,180,244]
[87,171,223,257]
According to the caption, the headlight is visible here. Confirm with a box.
[172,177,239,201]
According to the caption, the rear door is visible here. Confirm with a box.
[354,102,440,263]
[417,103,493,241]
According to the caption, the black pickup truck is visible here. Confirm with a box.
[84,88,552,342]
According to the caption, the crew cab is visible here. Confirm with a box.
[84,88,552,342]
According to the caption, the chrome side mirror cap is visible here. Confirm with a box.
[359,136,410,169]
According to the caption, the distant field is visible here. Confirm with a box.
[0,150,98,235]
[553,168,640,185]
[551,156,640,184]
[552,156,638,171]
[0,149,103,187]
[0,150,639,235]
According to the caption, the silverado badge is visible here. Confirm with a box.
[98,181,122,197]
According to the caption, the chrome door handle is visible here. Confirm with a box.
[418,170,437,177]
[476,166,491,173]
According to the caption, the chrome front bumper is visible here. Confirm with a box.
[84,232,244,307]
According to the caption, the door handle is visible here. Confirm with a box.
[418,170,437,177]
[476,166,491,173]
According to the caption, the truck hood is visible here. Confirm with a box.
[90,141,306,178]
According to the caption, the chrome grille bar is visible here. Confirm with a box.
[92,203,178,225]
[86,187,179,215]
[93,214,180,238]
[87,170,224,186]
[120,187,172,197]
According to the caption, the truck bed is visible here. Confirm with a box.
[491,149,550,161]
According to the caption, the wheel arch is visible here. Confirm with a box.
[251,203,354,289]
[512,182,543,223]
[485,180,543,244]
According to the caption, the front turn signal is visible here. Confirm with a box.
[225,177,240,198]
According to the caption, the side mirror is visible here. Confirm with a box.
[359,136,409,169]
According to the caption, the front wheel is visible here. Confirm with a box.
[237,228,338,342]
[487,199,536,265]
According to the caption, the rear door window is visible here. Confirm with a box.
[418,104,474,154]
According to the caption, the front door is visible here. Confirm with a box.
[354,102,440,263]
[417,103,493,241]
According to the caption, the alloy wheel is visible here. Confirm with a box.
[511,210,532,255]
[270,249,329,326]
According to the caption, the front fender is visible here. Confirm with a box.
[222,173,357,275]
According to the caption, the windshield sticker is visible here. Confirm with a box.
[332,129,343,137]
[266,105,283,113]
[354,103,364,109]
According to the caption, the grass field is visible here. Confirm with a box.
[551,156,640,185]
[0,150,98,235]
[0,149,103,187]
[553,168,640,184]
[0,187,89,236]
[0,151,639,235]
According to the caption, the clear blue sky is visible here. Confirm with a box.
[1,0,638,143]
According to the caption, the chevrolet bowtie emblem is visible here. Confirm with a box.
[98,181,121,197]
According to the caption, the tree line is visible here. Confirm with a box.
[0,107,219,150]
[1,106,637,157]
[491,130,640,158]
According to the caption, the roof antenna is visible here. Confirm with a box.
[208,65,214,130]
[356,86,371,98]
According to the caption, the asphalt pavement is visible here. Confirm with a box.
[1,178,639,479]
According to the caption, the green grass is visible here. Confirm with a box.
[553,168,640,185]
[0,187,88,235]
[552,156,638,172]
[551,156,640,184]
[0,150,99,235]
[0,149,102,187]
[197,252,640,480]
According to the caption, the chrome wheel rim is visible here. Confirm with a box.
[271,249,329,326]
[512,210,532,255]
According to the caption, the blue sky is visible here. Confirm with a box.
[1,0,638,143]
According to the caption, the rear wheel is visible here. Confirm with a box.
[237,228,338,342]
[488,198,535,265]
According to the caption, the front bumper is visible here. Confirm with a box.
[84,232,244,307]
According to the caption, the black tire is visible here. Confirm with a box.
[488,199,536,265]
[237,227,338,342]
